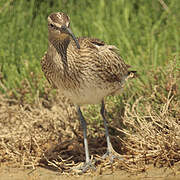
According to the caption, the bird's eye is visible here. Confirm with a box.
[50,24,54,28]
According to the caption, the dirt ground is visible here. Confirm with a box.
[0,89,179,179]
[0,165,180,180]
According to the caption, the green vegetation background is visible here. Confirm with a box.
[0,0,179,103]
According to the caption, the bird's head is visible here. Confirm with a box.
[48,12,80,49]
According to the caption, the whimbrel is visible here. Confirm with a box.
[41,12,136,172]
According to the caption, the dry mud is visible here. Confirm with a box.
[0,165,180,180]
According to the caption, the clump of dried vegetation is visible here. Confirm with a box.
[0,60,179,175]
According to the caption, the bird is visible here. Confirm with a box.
[41,12,136,172]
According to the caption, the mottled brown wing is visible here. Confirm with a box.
[77,37,131,83]
[77,37,105,48]
[88,38,105,46]
[96,45,130,83]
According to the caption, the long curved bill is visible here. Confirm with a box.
[66,27,80,49]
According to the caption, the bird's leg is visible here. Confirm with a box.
[76,106,95,172]
[100,100,121,161]
[77,106,90,163]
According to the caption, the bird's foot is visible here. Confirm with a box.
[80,161,96,173]
[101,150,123,162]
[71,160,96,174]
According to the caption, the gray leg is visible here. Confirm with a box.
[100,100,123,161]
[100,100,113,155]
[77,106,90,163]
[76,106,95,172]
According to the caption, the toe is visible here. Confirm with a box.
[81,161,96,173]
[71,160,96,173]
[101,150,123,162]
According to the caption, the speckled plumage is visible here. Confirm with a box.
[41,13,134,105]
[41,12,136,172]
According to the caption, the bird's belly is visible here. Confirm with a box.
[61,86,112,105]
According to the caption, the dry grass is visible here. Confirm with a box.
[0,61,179,175]
[0,93,77,168]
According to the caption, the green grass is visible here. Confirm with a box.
[0,0,179,102]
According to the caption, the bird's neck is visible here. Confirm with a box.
[49,35,70,65]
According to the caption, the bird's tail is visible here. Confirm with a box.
[128,71,138,78]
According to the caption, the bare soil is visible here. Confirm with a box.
[0,165,180,180]
[0,85,179,179]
